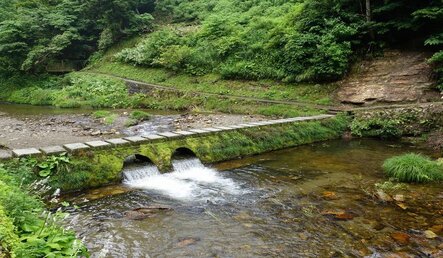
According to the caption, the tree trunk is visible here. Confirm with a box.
[365,0,371,22]
[366,0,375,40]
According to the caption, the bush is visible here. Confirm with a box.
[92,110,117,125]
[0,165,89,257]
[126,110,151,126]
[53,73,131,108]
[351,118,402,138]
[383,153,443,183]
[115,0,364,82]
[130,110,151,121]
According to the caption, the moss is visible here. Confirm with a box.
[49,116,348,191]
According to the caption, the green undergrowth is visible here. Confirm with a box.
[350,117,402,139]
[1,71,324,117]
[383,153,443,183]
[92,111,118,125]
[42,115,349,191]
[0,73,131,109]
[126,110,152,126]
[0,163,88,257]
[88,62,337,105]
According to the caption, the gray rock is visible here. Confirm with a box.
[40,146,66,155]
[124,136,148,143]
[85,141,111,149]
[157,132,181,138]
[12,148,42,157]
[64,143,90,152]
[105,138,130,146]
[143,134,165,140]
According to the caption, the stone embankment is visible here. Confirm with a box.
[352,102,443,135]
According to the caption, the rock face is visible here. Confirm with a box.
[337,50,441,105]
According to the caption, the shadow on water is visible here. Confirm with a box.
[67,139,443,257]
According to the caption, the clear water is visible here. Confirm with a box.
[67,139,443,257]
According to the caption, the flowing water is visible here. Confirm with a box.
[67,139,443,257]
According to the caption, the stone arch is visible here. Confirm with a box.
[123,154,153,165]
[121,153,159,181]
[171,147,198,160]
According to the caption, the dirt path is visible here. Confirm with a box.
[0,110,267,149]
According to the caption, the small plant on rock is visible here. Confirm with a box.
[383,153,443,183]
[126,110,152,126]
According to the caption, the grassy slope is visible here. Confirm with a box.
[88,35,338,106]
[0,32,338,118]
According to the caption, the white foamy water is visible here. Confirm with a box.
[122,158,242,201]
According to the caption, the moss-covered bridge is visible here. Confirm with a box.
[1,115,348,191]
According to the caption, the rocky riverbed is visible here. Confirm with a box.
[0,108,267,149]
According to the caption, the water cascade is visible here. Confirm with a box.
[122,158,241,201]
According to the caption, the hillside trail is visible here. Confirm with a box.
[87,50,443,113]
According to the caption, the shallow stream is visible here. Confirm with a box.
[67,139,442,257]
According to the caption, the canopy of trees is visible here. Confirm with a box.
[0,0,155,74]
[0,0,442,86]
[118,0,443,84]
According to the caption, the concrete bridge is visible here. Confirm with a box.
[0,114,346,191]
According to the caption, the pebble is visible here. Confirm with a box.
[424,230,437,239]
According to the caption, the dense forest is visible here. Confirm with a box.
[0,0,442,87]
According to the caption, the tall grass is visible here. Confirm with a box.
[383,153,443,183]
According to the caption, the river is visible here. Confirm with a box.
[66,139,443,257]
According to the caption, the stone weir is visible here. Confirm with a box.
[0,114,346,191]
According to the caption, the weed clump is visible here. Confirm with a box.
[92,110,117,125]
[130,110,151,121]
[383,153,443,183]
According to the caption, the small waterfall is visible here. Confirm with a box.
[122,158,242,201]
[122,164,160,182]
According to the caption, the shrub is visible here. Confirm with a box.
[126,110,152,126]
[92,110,117,125]
[130,110,151,121]
[383,153,443,183]
[351,118,402,138]
[0,166,89,257]
[53,73,131,108]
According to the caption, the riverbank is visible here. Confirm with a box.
[0,72,327,118]
[0,103,268,149]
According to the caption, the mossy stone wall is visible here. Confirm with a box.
[50,116,348,191]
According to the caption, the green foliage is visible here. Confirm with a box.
[350,118,402,139]
[116,0,365,82]
[36,154,70,178]
[92,111,118,125]
[383,153,443,183]
[127,110,152,126]
[53,73,131,108]
[0,164,88,257]
[0,0,155,73]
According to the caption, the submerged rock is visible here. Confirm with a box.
[125,205,172,220]
[391,232,410,245]
[176,237,201,247]
[376,190,394,202]
[424,230,438,239]
[321,210,354,221]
